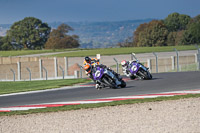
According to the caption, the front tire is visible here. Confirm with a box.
[130,75,136,80]
[102,76,117,89]
[120,80,126,88]
[140,70,152,80]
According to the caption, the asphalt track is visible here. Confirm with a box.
[0,71,200,108]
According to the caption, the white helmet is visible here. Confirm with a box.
[121,60,127,67]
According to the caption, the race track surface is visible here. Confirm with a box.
[0,71,200,108]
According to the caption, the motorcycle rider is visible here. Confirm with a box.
[83,56,120,78]
[121,60,131,77]
[121,60,140,77]
[83,56,101,89]
[83,56,99,66]
[83,56,121,89]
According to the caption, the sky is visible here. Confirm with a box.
[0,0,200,24]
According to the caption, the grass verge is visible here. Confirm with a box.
[52,45,197,57]
[0,48,80,57]
[1,45,197,57]
[1,93,200,116]
[0,78,91,95]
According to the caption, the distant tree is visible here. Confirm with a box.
[179,14,191,30]
[0,36,2,50]
[167,31,184,46]
[0,36,13,50]
[181,15,200,45]
[133,20,168,47]
[133,23,148,47]
[163,12,191,32]
[167,32,176,46]
[6,17,51,49]
[45,23,80,49]
[117,37,133,47]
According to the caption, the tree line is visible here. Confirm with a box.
[1,13,199,50]
[0,17,80,50]
[118,12,200,47]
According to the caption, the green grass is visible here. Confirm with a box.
[1,93,200,116]
[52,45,198,57]
[0,45,198,57]
[0,78,91,95]
[0,48,80,57]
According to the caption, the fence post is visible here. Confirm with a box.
[195,45,200,70]
[54,57,58,78]
[77,64,83,78]
[64,57,68,76]
[74,71,79,78]
[17,62,21,81]
[43,67,48,80]
[26,67,31,81]
[171,56,175,70]
[10,69,15,81]
[113,58,119,73]
[174,48,179,72]
[39,59,43,79]
[147,59,152,73]
[153,52,158,73]
[59,66,65,79]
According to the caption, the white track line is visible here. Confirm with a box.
[1,89,200,112]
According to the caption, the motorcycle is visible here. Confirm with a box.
[128,60,152,80]
[124,53,152,80]
[92,65,126,89]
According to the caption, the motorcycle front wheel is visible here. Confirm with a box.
[139,69,152,80]
[102,76,117,89]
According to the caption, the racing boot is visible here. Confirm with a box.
[95,84,100,90]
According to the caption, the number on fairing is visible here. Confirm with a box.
[95,70,101,77]
[131,65,137,71]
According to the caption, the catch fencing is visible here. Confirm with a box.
[0,49,199,81]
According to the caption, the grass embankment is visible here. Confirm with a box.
[53,45,197,57]
[0,78,91,95]
[0,45,198,57]
[1,93,200,116]
[0,48,80,57]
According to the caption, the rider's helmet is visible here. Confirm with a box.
[84,64,92,73]
[85,56,91,64]
[121,60,128,67]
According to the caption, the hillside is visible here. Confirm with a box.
[0,19,152,48]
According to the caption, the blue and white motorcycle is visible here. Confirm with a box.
[122,54,152,80]
[128,60,152,80]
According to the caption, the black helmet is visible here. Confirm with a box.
[85,56,91,63]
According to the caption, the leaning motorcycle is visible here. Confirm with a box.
[92,65,126,89]
[127,60,152,80]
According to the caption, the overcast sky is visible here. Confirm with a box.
[0,0,199,24]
